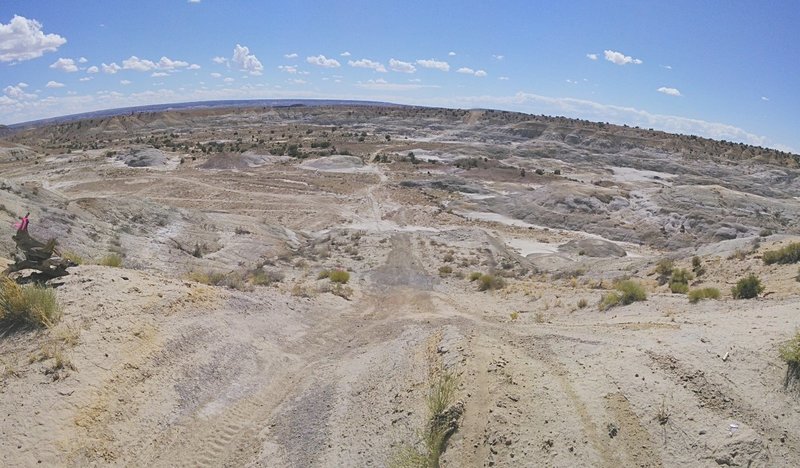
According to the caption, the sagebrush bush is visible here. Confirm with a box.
[468,272,482,281]
[616,280,647,304]
[329,269,350,284]
[438,265,453,276]
[98,253,123,267]
[669,268,693,294]
[598,292,621,311]
[779,331,800,363]
[762,242,800,265]
[687,287,720,303]
[691,256,706,276]
[600,280,646,311]
[0,277,61,328]
[731,273,764,299]
[477,274,504,291]
[655,259,674,285]
[577,298,588,309]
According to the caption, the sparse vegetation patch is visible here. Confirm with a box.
[687,287,720,303]
[762,242,800,265]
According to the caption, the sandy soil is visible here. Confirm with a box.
[1,106,800,467]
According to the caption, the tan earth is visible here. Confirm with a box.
[1,104,799,467]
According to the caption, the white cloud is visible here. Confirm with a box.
[389,58,416,73]
[188,0,201,3]
[340,51,351,57]
[657,86,681,96]
[457,67,486,77]
[3,82,36,101]
[151,72,169,77]
[348,58,386,72]
[224,77,235,83]
[46,80,65,88]
[122,55,156,71]
[416,59,449,71]
[232,44,263,75]
[357,79,439,91]
[0,15,66,62]
[284,53,298,59]
[78,56,87,63]
[212,56,227,64]
[586,53,598,60]
[290,78,307,84]
[210,72,222,78]
[661,64,672,70]
[604,50,642,65]
[761,96,769,101]
[50,57,78,72]
[278,65,297,74]
[86,65,99,74]
[157,56,189,70]
[498,76,509,81]
[120,80,132,85]
[79,76,93,81]
[307,54,340,68]
[492,54,504,60]
[188,64,200,70]
[448,51,456,56]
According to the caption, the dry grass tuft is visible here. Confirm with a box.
[0,277,61,328]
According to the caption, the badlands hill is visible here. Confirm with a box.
[1,104,799,467]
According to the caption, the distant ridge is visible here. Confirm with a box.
[6,99,401,131]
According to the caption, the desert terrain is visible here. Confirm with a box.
[1,104,799,467]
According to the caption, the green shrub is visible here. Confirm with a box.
[731,273,764,299]
[763,242,800,265]
[468,272,482,281]
[329,269,350,284]
[317,269,330,279]
[779,331,800,363]
[691,256,706,276]
[438,265,453,276]
[655,259,674,285]
[598,292,621,311]
[0,277,61,328]
[616,280,647,304]
[98,253,123,267]
[669,268,694,294]
[600,280,646,310]
[687,287,721,303]
[477,274,505,291]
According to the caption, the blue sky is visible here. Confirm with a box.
[1,1,798,152]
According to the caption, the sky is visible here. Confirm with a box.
[1,1,798,152]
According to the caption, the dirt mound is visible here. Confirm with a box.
[559,238,627,257]
[199,153,274,170]
[117,147,169,168]
[299,155,367,172]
